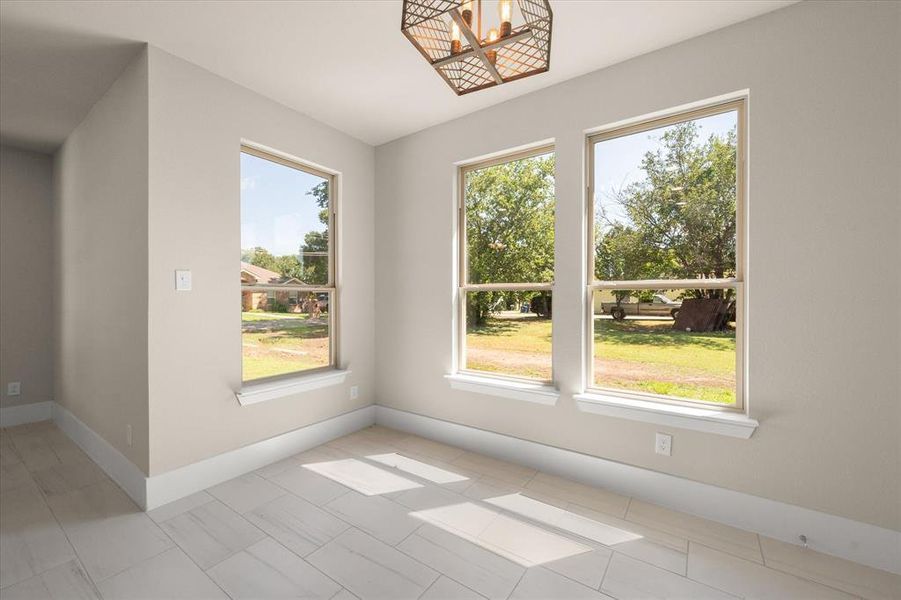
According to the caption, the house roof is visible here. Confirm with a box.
[240,261,283,284]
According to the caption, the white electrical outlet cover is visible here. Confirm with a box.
[7,382,21,396]
[655,432,672,456]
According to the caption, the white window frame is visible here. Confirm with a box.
[585,99,747,411]
[457,145,556,386]
[240,145,339,384]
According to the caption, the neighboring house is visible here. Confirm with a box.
[241,261,327,313]
[241,261,299,311]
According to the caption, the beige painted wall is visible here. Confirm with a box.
[54,49,150,472]
[146,48,375,475]
[374,1,901,531]
[1,146,54,409]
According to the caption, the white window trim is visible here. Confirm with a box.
[240,144,340,383]
[456,144,556,386]
[236,369,350,406]
[445,373,559,406]
[585,98,748,412]
[574,391,757,438]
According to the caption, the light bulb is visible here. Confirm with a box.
[461,0,473,27]
[498,0,512,36]
[449,20,462,54]
[485,28,499,66]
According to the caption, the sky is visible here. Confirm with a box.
[240,152,328,257]
[594,110,737,227]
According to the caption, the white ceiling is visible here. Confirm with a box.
[0,0,794,152]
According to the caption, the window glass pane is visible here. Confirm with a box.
[465,290,552,380]
[592,288,736,404]
[242,291,331,381]
[465,152,555,284]
[593,111,737,281]
[240,152,330,286]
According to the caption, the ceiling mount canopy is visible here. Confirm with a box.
[402,0,553,96]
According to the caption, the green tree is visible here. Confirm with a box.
[242,246,278,272]
[465,154,555,325]
[299,181,330,285]
[596,122,737,301]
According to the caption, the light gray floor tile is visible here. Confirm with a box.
[246,492,350,557]
[96,547,228,599]
[460,477,527,501]
[390,483,469,511]
[626,499,762,563]
[264,463,350,506]
[511,568,615,599]
[450,453,536,487]
[397,524,524,600]
[0,486,77,588]
[0,460,37,495]
[147,491,215,523]
[31,460,108,497]
[307,528,438,600]
[325,431,401,457]
[392,436,467,463]
[601,553,737,599]
[207,537,341,599]
[544,545,613,590]
[324,490,421,545]
[2,423,891,600]
[46,480,173,582]
[0,433,22,466]
[208,473,286,514]
[9,434,62,471]
[0,559,100,600]
[159,499,265,569]
[758,535,901,600]
[525,473,631,519]
[368,452,470,486]
[420,576,487,600]
[688,542,855,599]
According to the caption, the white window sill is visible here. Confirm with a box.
[445,373,559,406]
[237,370,350,406]
[574,392,758,439]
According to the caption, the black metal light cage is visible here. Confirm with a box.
[401,0,552,95]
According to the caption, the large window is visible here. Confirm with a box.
[240,146,336,382]
[588,100,745,407]
[458,147,555,382]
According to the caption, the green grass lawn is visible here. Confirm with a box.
[242,311,330,381]
[467,314,735,404]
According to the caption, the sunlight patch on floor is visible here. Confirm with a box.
[302,459,423,495]
[367,453,469,485]
[485,493,643,546]
[410,502,592,567]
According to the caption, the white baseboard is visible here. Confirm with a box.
[1,401,53,427]
[144,404,376,509]
[53,402,149,508]
[374,405,901,576]
[51,401,375,511]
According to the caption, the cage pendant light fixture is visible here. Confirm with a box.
[402,0,552,95]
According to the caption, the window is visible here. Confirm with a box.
[458,147,555,382]
[588,100,745,408]
[240,146,336,382]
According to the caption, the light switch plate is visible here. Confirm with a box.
[7,382,21,396]
[175,270,192,291]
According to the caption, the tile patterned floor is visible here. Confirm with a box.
[1,421,899,599]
